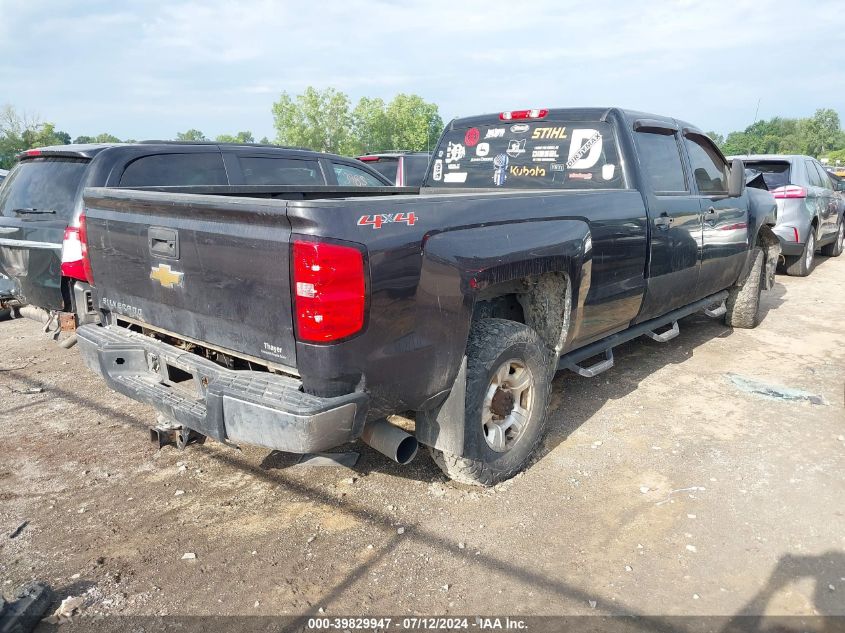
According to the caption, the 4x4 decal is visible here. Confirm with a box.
[357,212,417,229]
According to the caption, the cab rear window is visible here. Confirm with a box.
[427,121,624,189]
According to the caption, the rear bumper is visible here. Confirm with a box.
[76,324,368,453]
[772,224,807,257]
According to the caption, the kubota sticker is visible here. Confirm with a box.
[357,213,417,229]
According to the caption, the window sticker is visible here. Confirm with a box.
[446,142,465,163]
[432,159,443,181]
[464,128,480,147]
[506,139,526,158]
[566,129,603,169]
[492,153,509,186]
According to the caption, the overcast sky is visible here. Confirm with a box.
[1,0,843,142]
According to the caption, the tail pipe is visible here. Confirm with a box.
[361,419,418,465]
[17,305,52,324]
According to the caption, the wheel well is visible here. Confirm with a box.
[472,272,570,353]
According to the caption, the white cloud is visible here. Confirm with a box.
[0,0,843,140]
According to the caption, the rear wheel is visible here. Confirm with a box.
[784,230,815,277]
[820,220,844,257]
[429,318,554,486]
[725,247,764,329]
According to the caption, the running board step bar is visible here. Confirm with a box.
[704,301,727,318]
[564,349,614,378]
[644,321,679,343]
[557,290,729,375]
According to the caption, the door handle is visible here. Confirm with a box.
[704,206,717,215]
[654,214,674,229]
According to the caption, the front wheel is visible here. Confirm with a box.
[429,319,554,486]
[820,220,844,257]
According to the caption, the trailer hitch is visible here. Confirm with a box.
[150,415,206,450]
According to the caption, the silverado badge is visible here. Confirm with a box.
[150,263,184,288]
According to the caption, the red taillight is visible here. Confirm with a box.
[793,227,800,243]
[24,149,42,157]
[292,240,366,342]
[772,185,807,199]
[357,156,379,162]
[61,214,93,284]
[499,109,548,121]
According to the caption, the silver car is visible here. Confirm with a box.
[732,154,844,276]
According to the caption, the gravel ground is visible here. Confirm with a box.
[0,255,843,625]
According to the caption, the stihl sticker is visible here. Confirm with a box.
[357,212,417,229]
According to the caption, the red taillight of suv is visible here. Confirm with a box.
[292,240,366,342]
[60,213,93,284]
[771,185,807,199]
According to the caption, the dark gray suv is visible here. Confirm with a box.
[0,142,392,329]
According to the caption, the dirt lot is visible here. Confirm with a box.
[1,256,843,624]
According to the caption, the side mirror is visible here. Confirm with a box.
[728,158,744,198]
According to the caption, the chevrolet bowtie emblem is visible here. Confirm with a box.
[150,264,184,288]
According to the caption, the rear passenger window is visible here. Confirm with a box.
[120,153,228,186]
[684,136,728,194]
[238,157,323,185]
[333,163,385,187]
[812,162,832,190]
[634,131,687,193]
[806,161,824,188]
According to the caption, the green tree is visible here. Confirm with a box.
[272,87,354,153]
[803,108,841,156]
[352,97,390,153]
[215,131,255,144]
[719,110,845,157]
[93,133,121,143]
[74,133,121,144]
[175,129,208,142]
[706,131,725,147]
[0,105,67,169]
[384,93,442,152]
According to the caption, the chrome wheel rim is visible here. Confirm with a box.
[482,359,535,453]
[805,233,814,269]
[838,223,844,251]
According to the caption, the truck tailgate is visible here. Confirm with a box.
[83,188,298,370]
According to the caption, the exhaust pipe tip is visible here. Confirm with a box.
[361,419,418,465]
[393,434,419,465]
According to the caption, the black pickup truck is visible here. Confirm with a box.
[75,107,779,485]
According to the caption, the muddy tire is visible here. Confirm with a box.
[783,231,815,277]
[820,219,844,257]
[725,247,764,329]
[429,319,554,486]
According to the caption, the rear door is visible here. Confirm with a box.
[684,133,747,297]
[633,125,703,322]
[809,161,837,238]
[0,156,90,308]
